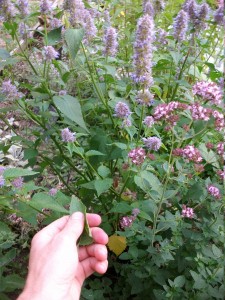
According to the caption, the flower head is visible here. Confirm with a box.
[12,177,24,189]
[61,128,76,142]
[49,188,58,196]
[182,205,194,218]
[17,0,29,17]
[143,136,161,151]
[0,175,5,187]
[103,27,118,57]
[131,14,155,88]
[183,145,202,163]
[207,185,221,199]
[40,0,52,15]
[1,80,23,101]
[128,147,146,165]
[173,9,189,42]
[43,46,59,61]
[143,116,154,128]
[136,90,154,106]
[192,81,222,106]
[114,102,131,119]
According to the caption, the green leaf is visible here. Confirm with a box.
[53,95,88,132]
[134,171,162,193]
[65,28,84,59]
[94,178,113,196]
[70,196,93,246]
[0,249,16,267]
[174,275,185,287]
[110,202,131,214]
[85,150,105,157]
[0,48,10,60]
[190,271,207,289]
[3,168,39,178]
[212,244,222,258]
[47,27,62,46]
[29,192,68,213]
[2,274,25,292]
[97,165,110,178]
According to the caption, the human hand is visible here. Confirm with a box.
[18,212,108,300]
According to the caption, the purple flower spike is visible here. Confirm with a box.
[115,102,131,119]
[143,136,161,151]
[61,128,76,143]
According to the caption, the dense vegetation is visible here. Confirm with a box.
[0,0,224,299]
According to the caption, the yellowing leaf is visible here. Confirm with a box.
[120,11,125,16]
[107,235,127,256]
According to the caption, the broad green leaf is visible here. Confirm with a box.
[53,95,88,132]
[190,271,207,289]
[0,249,16,267]
[47,27,62,46]
[110,202,131,214]
[174,275,186,287]
[134,171,162,193]
[94,178,113,196]
[70,196,93,246]
[3,168,39,178]
[85,150,105,157]
[2,274,25,292]
[108,235,127,256]
[97,165,110,178]
[65,28,84,59]
[29,192,68,213]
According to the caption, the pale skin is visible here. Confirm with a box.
[18,212,108,300]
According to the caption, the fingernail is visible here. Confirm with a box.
[71,212,84,220]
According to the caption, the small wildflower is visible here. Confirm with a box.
[212,110,224,131]
[143,116,154,127]
[121,119,132,128]
[17,0,29,17]
[0,175,5,187]
[132,208,140,217]
[114,102,131,119]
[214,7,224,25]
[142,136,162,151]
[59,90,67,96]
[206,142,214,149]
[12,177,24,189]
[182,205,194,218]
[217,169,225,180]
[43,46,59,62]
[217,142,224,156]
[40,0,52,15]
[207,185,221,199]
[120,216,135,229]
[1,80,23,101]
[148,153,155,160]
[183,145,202,163]
[61,128,76,142]
[50,18,62,29]
[103,27,118,57]
[128,147,146,165]
[49,188,58,196]
[0,166,6,175]
[173,10,189,42]
[192,81,222,106]
[136,90,154,106]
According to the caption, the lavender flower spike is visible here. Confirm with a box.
[115,102,131,119]
[173,9,189,42]
[143,136,161,151]
[131,14,155,88]
[61,128,76,143]
[43,46,59,61]
[17,0,29,17]
[103,27,118,57]
[40,0,52,15]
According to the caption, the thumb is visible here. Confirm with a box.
[62,212,84,242]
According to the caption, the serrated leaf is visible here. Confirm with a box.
[94,178,113,196]
[53,95,88,132]
[70,196,93,246]
[108,235,127,256]
[29,192,68,213]
[174,275,185,287]
[134,170,162,193]
[3,168,39,178]
[65,28,84,59]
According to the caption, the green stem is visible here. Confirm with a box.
[81,43,115,127]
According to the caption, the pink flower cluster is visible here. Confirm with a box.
[154,101,188,125]
[61,128,76,143]
[212,110,224,131]
[128,147,146,165]
[182,205,194,218]
[120,208,140,229]
[217,142,224,156]
[192,81,223,106]
[189,103,211,121]
[173,145,203,163]
[207,185,221,199]
[183,145,202,163]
